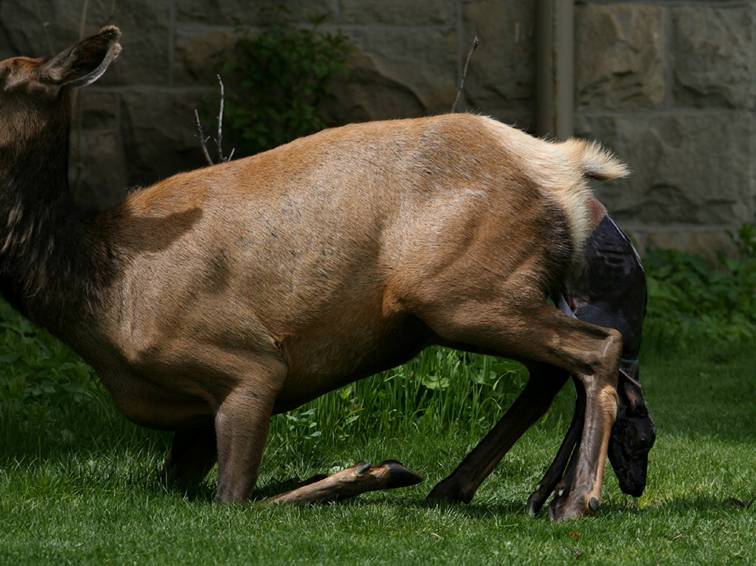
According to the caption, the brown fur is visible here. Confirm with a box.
[0,28,629,520]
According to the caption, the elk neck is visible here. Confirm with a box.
[0,96,116,332]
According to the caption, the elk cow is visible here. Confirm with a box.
[0,27,655,521]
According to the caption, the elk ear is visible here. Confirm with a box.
[40,26,121,88]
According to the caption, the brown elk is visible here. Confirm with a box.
[0,27,655,521]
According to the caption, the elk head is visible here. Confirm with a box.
[0,26,121,155]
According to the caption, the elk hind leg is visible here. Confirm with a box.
[162,424,217,492]
[420,302,621,521]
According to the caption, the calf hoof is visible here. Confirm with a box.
[426,479,474,504]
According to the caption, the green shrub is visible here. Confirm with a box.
[220,26,351,156]
[644,224,756,349]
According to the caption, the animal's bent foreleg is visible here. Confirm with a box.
[427,364,568,504]
[266,460,423,504]
[526,378,585,516]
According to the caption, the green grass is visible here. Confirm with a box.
[0,336,753,564]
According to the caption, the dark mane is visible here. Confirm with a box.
[0,99,115,330]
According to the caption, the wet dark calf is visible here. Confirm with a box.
[427,211,656,515]
[569,214,656,498]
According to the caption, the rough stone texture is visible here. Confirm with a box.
[0,0,172,86]
[176,0,338,26]
[341,0,454,26]
[321,51,427,124]
[627,227,741,265]
[673,5,754,110]
[576,4,665,110]
[0,0,754,254]
[119,89,210,187]
[462,0,536,129]
[173,27,240,85]
[338,26,458,116]
[69,91,125,209]
[71,128,128,209]
[576,112,753,226]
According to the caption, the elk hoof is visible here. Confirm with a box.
[355,462,372,476]
[589,497,600,512]
[380,460,423,489]
[548,493,588,522]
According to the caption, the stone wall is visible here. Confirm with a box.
[1,0,753,255]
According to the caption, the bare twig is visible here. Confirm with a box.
[451,35,480,114]
[194,74,236,166]
[215,74,228,163]
[194,109,214,166]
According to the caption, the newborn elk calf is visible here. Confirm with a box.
[0,27,655,521]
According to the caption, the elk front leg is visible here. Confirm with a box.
[161,424,217,491]
[214,362,286,503]
[419,302,621,521]
[427,364,568,504]
[267,460,423,504]
[526,378,585,516]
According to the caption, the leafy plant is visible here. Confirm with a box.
[644,224,756,349]
[220,25,351,156]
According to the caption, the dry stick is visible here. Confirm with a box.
[215,74,226,163]
[194,75,235,165]
[194,109,214,166]
[215,74,236,162]
[451,35,480,114]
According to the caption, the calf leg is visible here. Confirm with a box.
[427,363,568,504]
[162,424,217,491]
[420,302,621,521]
[526,378,585,516]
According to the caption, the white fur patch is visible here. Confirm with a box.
[479,117,596,260]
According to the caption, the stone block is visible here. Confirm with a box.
[640,229,739,263]
[176,0,337,26]
[461,0,536,119]
[576,4,665,110]
[77,90,120,130]
[66,90,124,209]
[332,26,458,118]
[576,111,753,226]
[340,0,454,26]
[119,89,211,187]
[0,0,171,85]
[70,128,128,209]
[320,51,427,124]
[173,27,241,85]
[673,5,753,110]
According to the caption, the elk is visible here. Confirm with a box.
[0,27,655,521]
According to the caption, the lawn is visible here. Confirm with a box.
[0,326,753,564]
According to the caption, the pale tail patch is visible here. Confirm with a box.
[562,139,630,181]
